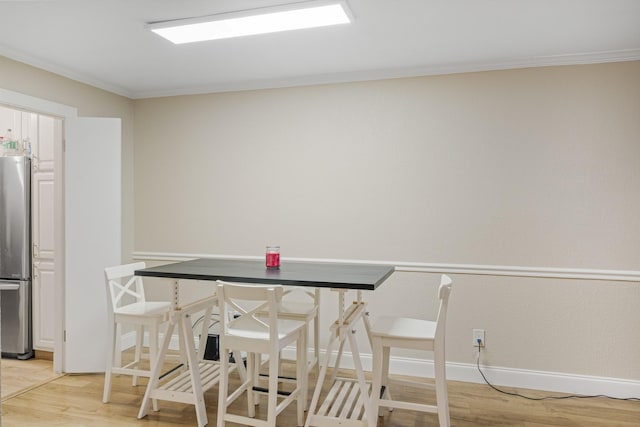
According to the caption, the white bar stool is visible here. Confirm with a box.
[370,274,453,426]
[216,280,308,427]
[102,262,171,409]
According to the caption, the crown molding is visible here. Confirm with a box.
[3,47,639,100]
[130,49,640,99]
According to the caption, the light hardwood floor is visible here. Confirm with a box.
[1,357,63,401]
[1,358,638,426]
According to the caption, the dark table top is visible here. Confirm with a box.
[135,258,395,291]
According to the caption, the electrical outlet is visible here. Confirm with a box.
[473,329,485,347]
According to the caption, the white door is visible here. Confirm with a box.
[64,117,121,373]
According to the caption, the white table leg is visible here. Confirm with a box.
[138,316,176,419]
[137,282,220,427]
[180,311,208,427]
[305,289,375,427]
[304,325,340,427]
[347,327,375,427]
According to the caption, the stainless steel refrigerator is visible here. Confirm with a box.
[0,156,33,359]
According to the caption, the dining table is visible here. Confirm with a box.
[134,257,395,427]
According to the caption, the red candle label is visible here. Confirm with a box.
[266,252,280,269]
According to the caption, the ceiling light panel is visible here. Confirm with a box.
[148,0,353,44]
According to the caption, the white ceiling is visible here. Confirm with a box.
[1,0,639,99]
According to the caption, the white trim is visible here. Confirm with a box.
[6,45,636,100]
[0,47,133,99]
[132,251,640,283]
[395,264,640,283]
[0,88,77,119]
[132,49,640,99]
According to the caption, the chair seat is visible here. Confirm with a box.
[371,316,436,341]
[229,316,306,341]
[114,301,171,317]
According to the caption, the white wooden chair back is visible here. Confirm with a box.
[104,262,147,312]
[217,281,284,343]
[434,274,453,347]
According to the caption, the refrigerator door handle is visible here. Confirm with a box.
[0,283,20,290]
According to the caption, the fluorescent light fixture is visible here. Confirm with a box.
[147,0,353,44]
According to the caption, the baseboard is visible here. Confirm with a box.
[123,330,639,399]
[305,348,640,400]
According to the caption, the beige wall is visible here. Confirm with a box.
[133,61,640,381]
[133,63,640,269]
[1,55,135,259]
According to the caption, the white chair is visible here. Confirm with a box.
[256,287,319,392]
[216,280,307,427]
[102,262,171,407]
[370,274,453,427]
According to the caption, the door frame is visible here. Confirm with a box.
[0,88,74,373]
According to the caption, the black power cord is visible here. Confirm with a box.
[475,343,639,402]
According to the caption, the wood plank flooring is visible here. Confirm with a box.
[1,358,64,401]
[1,358,638,426]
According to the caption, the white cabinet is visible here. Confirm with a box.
[0,107,23,141]
[33,113,55,171]
[31,114,59,352]
[33,261,56,349]
[32,172,55,259]
[32,170,55,350]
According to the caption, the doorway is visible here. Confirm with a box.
[1,104,63,393]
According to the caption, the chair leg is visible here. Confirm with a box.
[217,348,230,427]
[133,324,144,386]
[312,311,320,376]
[114,323,123,368]
[370,336,383,418]
[252,353,261,407]
[267,350,279,426]
[381,345,392,411]
[234,349,248,382]
[296,324,312,411]
[434,350,450,427]
[149,322,160,412]
[247,353,256,417]
[296,330,307,426]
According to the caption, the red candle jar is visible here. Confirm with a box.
[266,246,280,269]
